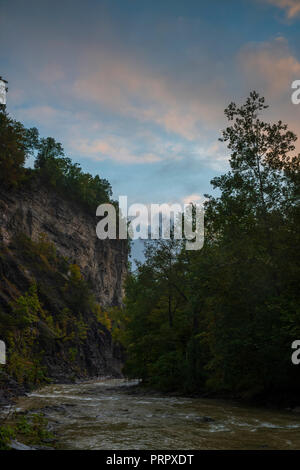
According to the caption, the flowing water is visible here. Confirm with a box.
[12,378,300,449]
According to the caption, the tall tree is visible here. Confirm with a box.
[0,105,38,187]
[119,92,300,401]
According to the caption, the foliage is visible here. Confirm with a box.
[0,424,15,450]
[0,106,122,392]
[34,136,113,212]
[0,105,38,188]
[94,304,112,331]
[0,235,113,389]
[0,413,54,450]
[0,105,112,212]
[119,92,300,401]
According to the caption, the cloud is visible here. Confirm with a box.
[39,64,65,84]
[182,193,205,205]
[17,105,67,122]
[15,104,226,168]
[1,3,230,170]
[17,106,164,164]
[264,0,300,18]
[73,50,224,141]
[238,36,300,150]
[14,105,91,139]
[71,137,162,164]
[239,37,300,96]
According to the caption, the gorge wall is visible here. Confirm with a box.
[0,180,128,401]
[0,180,127,306]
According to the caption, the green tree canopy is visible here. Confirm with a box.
[118,92,300,402]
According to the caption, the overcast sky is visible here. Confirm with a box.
[1,0,300,209]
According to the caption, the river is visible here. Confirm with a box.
[12,378,300,450]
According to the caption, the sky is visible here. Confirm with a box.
[1,0,300,212]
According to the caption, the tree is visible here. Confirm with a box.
[34,135,113,211]
[0,105,38,187]
[202,91,300,396]
[120,92,300,401]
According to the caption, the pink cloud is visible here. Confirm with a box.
[71,137,162,164]
[264,0,300,18]
[182,193,205,205]
[239,37,300,96]
[73,50,223,141]
[239,37,300,150]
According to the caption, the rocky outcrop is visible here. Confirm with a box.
[0,179,128,396]
[0,180,127,306]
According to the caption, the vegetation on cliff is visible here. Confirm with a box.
[0,104,123,399]
[115,92,300,403]
[0,104,112,212]
[0,232,116,393]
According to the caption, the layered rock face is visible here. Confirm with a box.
[0,180,128,394]
[0,181,127,306]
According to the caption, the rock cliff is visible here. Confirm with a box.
[0,179,128,400]
[0,180,127,306]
